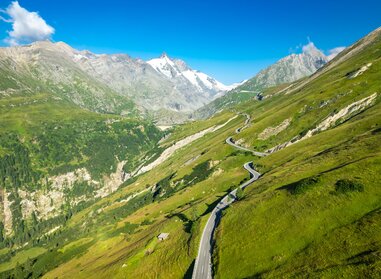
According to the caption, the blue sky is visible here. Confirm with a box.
[0,0,380,84]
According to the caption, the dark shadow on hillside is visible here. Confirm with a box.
[277,176,320,195]
[168,212,193,233]
[200,197,224,217]
[371,127,381,134]
[183,260,195,279]
[319,156,375,175]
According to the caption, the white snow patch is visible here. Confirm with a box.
[147,55,177,78]
[73,53,88,62]
[147,54,230,92]
[225,80,248,91]
[182,70,202,89]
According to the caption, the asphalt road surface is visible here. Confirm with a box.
[226,137,268,157]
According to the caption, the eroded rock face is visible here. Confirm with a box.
[3,189,14,236]
[258,118,291,140]
[212,168,223,177]
[348,63,372,79]
[237,43,329,94]
[137,116,237,176]
[96,161,130,198]
[2,160,131,236]
[300,93,377,140]
[266,93,378,153]
[49,168,93,190]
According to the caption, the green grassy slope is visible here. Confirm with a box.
[213,28,381,278]
[0,93,161,177]
[193,91,256,119]
[214,104,381,278]
[0,111,254,278]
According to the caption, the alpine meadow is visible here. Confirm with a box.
[0,1,380,279]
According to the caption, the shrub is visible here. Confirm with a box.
[279,176,320,195]
[335,179,364,193]
[174,160,214,190]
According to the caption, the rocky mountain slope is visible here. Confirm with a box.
[0,41,137,115]
[194,42,334,118]
[0,41,232,123]
[148,53,232,94]
[239,42,329,92]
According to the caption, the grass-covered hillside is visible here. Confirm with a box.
[0,110,253,278]
[193,83,292,119]
[192,90,256,119]
[213,27,381,278]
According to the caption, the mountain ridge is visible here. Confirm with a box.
[0,40,235,124]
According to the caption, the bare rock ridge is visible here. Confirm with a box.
[236,42,330,93]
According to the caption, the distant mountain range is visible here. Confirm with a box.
[0,41,235,124]
[0,40,342,124]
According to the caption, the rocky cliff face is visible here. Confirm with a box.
[2,161,130,238]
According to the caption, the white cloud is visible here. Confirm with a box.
[291,39,346,61]
[1,1,54,46]
[302,42,318,53]
[289,42,320,55]
[327,46,346,61]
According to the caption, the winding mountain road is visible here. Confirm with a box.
[192,114,266,279]
[225,137,268,157]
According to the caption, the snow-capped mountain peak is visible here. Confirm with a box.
[160,52,169,58]
[147,53,233,94]
[147,54,177,79]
